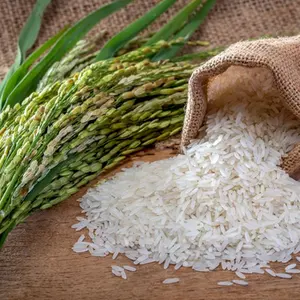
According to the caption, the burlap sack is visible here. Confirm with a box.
[1,0,300,79]
[181,35,300,178]
[1,0,300,176]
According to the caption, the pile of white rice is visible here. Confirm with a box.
[72,67,300,283]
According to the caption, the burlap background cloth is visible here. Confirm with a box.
[1,0,300,78]
[1,0,300,176]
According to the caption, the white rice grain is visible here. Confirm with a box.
[276,273,292,279]
[265,269,276,277]
[121,270,127,280]
[286,269,300,274]
[285,263,297,271]
[232,280,248,286]
[112,265,124,272]
[163,278,180,284]
[112,269,121,277]
[73,68,300,282]
[235,271,246,279]
[174,262,183,270]
[217,281,233,286]
[123,265,137,272]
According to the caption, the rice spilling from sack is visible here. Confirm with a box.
[73,67,300,275]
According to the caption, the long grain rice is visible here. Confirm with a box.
[73,68,300,285]
[232,280,248,286]
[123,265,136,272]
[163,278,180,284]
[285,263,296,271]
[276,273,292,279]
[265,269,276,277]
[218,281,233,286]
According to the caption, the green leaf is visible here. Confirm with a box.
[0,221,16,249]
[22,26,70,72]
[145,0,204,45]
[96,0,177,61]
[3,0,132,110]
[0,69,15,109]
[18,0,52,63]
[0,0,51,109]
[152,0,216,61]
[0,27,68,108]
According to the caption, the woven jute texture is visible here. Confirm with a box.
[181,35,300,177]
[1,0,300,176]
[1,0,300,79]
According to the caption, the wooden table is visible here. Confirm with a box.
[1,149,300,300]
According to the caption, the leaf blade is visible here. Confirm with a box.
[3,0,132,109]
[0,0,51,109]
[96,0,177,61]
[145,0,204,45]
[152,0,216,61]
[0,26,69,107]
[18,0,52,63]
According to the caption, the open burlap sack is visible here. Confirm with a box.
[181,35,300,178]
[1,0,300,79]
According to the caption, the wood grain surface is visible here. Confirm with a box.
[1,149,300,300]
